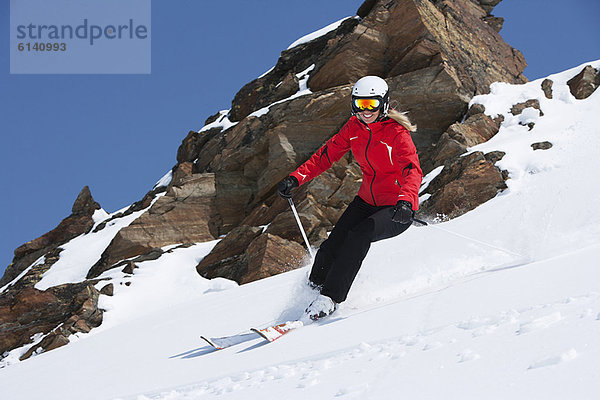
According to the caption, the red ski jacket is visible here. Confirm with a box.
[290,116,423,210]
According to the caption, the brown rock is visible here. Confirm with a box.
[357,0,378,18]
[387,64,473,153]
[72,318,92,334]
[196,226,263,283]
[202,225,263,267]
[511,99,543,116]
[0,282,102,358]
[273,72,301,103]
[424,96,504,173]
[446,113,501,147]
[419,0,526,91]
[265,212,320,243]
[214,172,259,233]
[309,0,526,95]
[71,186,101,215]
[20,333,70,360]
[256,125,301,200]
[428,133,467,171]
[93,186,168,235]
[531,141,553,150]
[196,224,309,285]
[567,65,600,99]
[177,128,223,164]
[322,160,363,209]
[177,130,201,163]
[466,103,486,119]
[541,79,553,99]
[100,283,114,296]
[476,0,502,15]
[483,15,504,33]
[241,201,286,228]
[306,169,343,205]
[121,261,136,275]
[484,150,506,164]
[419,152,507,219]
[242,234,307,284]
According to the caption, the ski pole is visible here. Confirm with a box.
[287,197,315,260]
[410,217,526,259]
[411,217,429,226]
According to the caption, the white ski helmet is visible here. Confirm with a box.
[351,76,390,117]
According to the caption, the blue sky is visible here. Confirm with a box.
[1,0,598,279]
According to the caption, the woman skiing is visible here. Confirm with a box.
[277,76,423,321]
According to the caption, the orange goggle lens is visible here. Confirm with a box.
[353,98,381,111]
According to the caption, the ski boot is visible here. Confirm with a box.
[304,294,337,321]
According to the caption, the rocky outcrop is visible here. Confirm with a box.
[567,65,600,99]
[196,225,263,283]
[0,189,105,362]
[0,281,102,360]
[308,0,524,96]
[426,110,502,171]
[419,151,508,220]
[242,234,307,284]
[86,164,218,279]
[511,99,543,116]
[196,227,307,285]
[264,212,321,243]
[0,187,101,288]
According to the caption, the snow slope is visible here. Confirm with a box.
[1,61,599,400]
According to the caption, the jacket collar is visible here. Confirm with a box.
[351,115,393,129]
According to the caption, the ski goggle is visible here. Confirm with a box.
[352,98,382,112]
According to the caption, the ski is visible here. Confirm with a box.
[251,320,304,343]
[201,331,258,350]
[202,320,305,349]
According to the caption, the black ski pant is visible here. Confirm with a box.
[309,196,412,303]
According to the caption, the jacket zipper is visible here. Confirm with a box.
[364,125,377,206]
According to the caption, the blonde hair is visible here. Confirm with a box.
[387,108,417,132]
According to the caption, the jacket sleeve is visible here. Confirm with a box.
[290,123,351,185]
[393,127,423,210]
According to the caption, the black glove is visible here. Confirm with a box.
[392,200,413,224]
[277,175,299,198]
